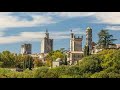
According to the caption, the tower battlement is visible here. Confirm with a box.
[68,30,84,65]
[70,30,83,52]
[74,36,83,40]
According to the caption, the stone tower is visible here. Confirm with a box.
[70,30,83,52]
[68,30,83,65]
[41,30,53,53]
[21,43,32,54]
[86,27,92,53]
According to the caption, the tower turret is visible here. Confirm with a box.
[45,29,49,38]
[70,30,74,39]
[86,27,92,53]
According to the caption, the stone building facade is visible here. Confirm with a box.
[67,30,84,65]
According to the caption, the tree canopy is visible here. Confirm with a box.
[97,30,117,49]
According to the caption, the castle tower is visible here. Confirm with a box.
[41,30,53,53]
[68,30,83,65]
[70,30,74,51]
[70,30,83,52]
[21,43,32,54]
[86,27,92,53]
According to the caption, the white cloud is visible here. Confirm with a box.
[0,12,55,29]
[70,28,85,34]
[0,32,44,44]
[0,12,12,16]
[20,32,45,39]
[94,12,120,24]
[52,12,95,18]
[105,26,120,30]
[54,12,120,24]
[1,12,120,30]
[50,28,85,39]
[26,12,120,25]
[3,12,120,45]
[0,32,4,36]
[48,12,120,25]
[0,28,85,44]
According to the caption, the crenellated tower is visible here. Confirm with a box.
[70,30,83,52]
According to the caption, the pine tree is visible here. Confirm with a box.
[98,30,117,49]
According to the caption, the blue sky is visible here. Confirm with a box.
[0,12,120,53]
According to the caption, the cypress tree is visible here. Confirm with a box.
[84,45,90,57]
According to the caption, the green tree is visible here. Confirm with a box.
[0,62,3,67]
[66,66,81,76]
[90,71,109,78]
[98,49,120,69]
[60,48,65,53]
[33,59,44,67]
[84,45,90,56]
[79,55,102,73]
[63,55,68,65]
[0,51,16,68]
[98,30,117,49]
[45,50,67,66]
[23,55,33,70]
[33,67,49,78]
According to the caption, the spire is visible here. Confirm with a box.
[70,30,74,38]
[46,29,48,33]
[45,29,49,38]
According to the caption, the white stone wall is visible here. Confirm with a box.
[41,39,45,53]
[52,62,60,68]
[41,38,53,53]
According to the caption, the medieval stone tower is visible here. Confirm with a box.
[68,30,83,65]
[70,30,83,52]
[86,27,92,53]
[41,30,53,53]
[21,43,32,54]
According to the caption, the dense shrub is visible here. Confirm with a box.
[0,49,120,78]
[79,55,102,73]
[33,67,49,78]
